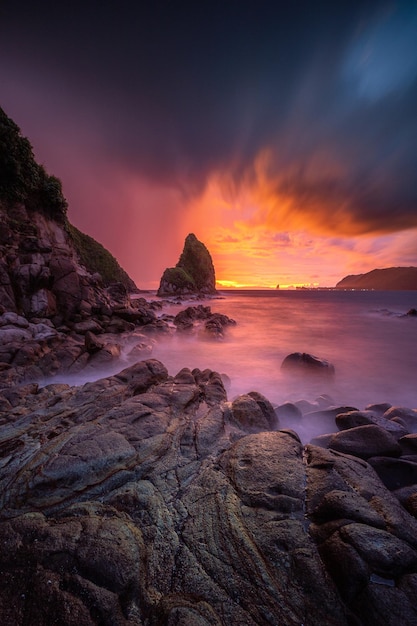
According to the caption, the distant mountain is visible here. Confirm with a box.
[336,267,417,290]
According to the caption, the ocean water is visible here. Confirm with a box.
[46,290,417,426]
[150,290,417,412]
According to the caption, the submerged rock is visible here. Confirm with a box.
[281,352,335,377]
[173,305,236,339]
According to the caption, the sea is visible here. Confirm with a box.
[150,290,417,413]
[49,290,417,438]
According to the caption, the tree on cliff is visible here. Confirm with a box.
[0,106,67,221]
[0,106,137,297]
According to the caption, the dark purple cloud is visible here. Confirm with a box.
[1,0,416,238]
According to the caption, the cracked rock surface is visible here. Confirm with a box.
[1,360,417,625]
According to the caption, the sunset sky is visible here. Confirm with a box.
[1,1,417,288]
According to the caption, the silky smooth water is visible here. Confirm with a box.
[46,290,417,416]
[151,290,417,411]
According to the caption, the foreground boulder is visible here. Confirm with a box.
[1,361,417,625]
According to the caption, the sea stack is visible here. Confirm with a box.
[157,233,217,296]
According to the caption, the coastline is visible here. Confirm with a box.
[1,293,417,624]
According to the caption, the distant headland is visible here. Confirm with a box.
[335,267,417,290]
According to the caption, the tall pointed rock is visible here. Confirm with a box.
[157,233,217,296]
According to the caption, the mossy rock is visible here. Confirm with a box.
[160,267,196,291]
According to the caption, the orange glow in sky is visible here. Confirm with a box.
[3,2,417,292]
[61,147,416,292]
[180,157,417,290]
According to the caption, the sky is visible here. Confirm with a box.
[1,0,417,289]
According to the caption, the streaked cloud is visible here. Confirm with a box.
[0,1,416,288]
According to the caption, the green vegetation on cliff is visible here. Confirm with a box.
[0,106,67,221]
[67,224,137,290]
[0,106,137,291]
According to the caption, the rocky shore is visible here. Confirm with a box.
[1,303,417,624]
[1,262,417,626]
[2,107,417,624]
[0,300,236,388]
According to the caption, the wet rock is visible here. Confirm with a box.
[366,402,392,415]
[275,401,303,425]
[203,313,236,340]
[174,305,211,328]
[404,492,417,518]
[106,282,130,307]
[336,411,409,439]
[173,306,236,339]
[399,434,417,455]
[1,361,417,625]
[192,368,228,406]
[310,433,334,448]
[0,506,144,625]
[0,312,30,328]
[328,424,402,459]
[114,359,169,394]
[369,456,417,491]
[84,343,122,368]
[113,305,156,324]
[126,341,154,360]
[105,317,136,333]
[281,352,335,377]
[306,445,417,620]
[72,319,103,335]
[84,330,104,353]
[303,406,358,434]
[0,326,32,345]
[336,409,381,430]
[384,407,417,432]
[228,392,278,432]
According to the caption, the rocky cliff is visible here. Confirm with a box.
[158,233,217,296]
[0,200,137,322]
[0,107,165,386]
[0,106,137,323]
[336,267,417,290]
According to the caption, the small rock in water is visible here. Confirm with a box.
[281,352,335,377]
[275,402,303,425]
